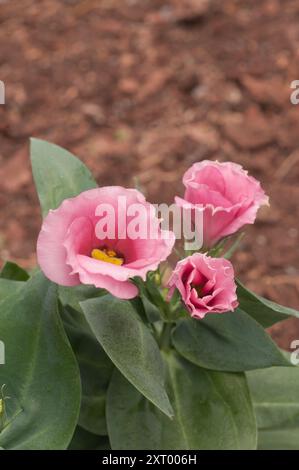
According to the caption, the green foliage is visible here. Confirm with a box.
[81,295,173,418]
[247,364,299,449]
[68,426,110,450]
[237,280,299,327]
[0,272,81,449]
[172,308,290,372]
[61,305,113,436]
[30,138,97,217]
[0,262,29,281]
[107,350,257,450]
[0,279,24,302]
[59,284,106,314]
[0,261,28,303]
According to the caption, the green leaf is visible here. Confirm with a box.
[133,277,163,323]
[0,262,29,281]
[140,295,161,323]
[68,426,110,450]
[0,263,27,302]
[144,275,169,317]
[237,280,299,328]
[62,305,113,436]
[59,285,106,314]
[107,350,257,450]
[0,279,24,302]
[0,272,81,449]
[30,138,97,217]
[81,295,173,418]
[172,308,290,372]
[247,365,299,449]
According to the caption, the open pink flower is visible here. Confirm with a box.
[176,160,269,248]
[168,253,238,319]
[37,187,175,299]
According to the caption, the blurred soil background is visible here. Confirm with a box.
[0,0,299,347]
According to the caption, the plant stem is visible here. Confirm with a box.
[159,322,174,351]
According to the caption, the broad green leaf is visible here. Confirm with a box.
[107,350,257,450]
[172,308,290,372]
[0,262,27,302]
[0,262,29,281]
[68,426,110,450]
[30,138,97,217]
[237,280,299,328]
[62,305,113,436]
[0,279,24,302]
[59,285,106,314]
[247,365,299,449]
[0,272,81,449]
[81,295,173,418]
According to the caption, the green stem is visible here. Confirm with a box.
[159,322,174,351]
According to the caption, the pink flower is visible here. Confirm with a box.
[176,160,269,248]
[168,253,238,319]
[37,187,175,299]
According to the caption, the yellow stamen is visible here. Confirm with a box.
[106,249,117,257]
[91,248,124,266]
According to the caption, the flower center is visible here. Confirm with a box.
[192,284,204,298]
[192,281,213,298]
[91,247,124,266]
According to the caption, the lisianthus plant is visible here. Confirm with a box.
[0,139,299,450]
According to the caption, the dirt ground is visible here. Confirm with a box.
[0,0,298,347]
